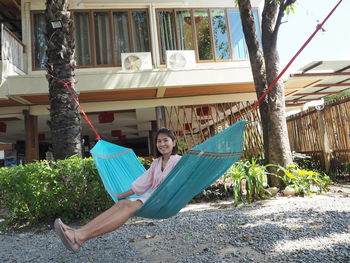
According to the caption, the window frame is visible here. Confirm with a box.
[31,11,47,71]
[91,9,115,67]
[226,7,261,60]
[31,8,151,70]
[111,9,133,65]
[209,8,233,62]
[192,8,215,63]
[156,7,261,64]
[156,8,178,64]
[129,9,152,54]
[72,9,95,68]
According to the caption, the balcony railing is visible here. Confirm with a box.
[1,24,25,74]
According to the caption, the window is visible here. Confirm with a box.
[112,11,131,65]
[211,9,231,60]
[93,12,112,65]
[131,11,150,52]
[194,10,213,61]
[74,12,92,66]
[32,13,47,69]
[227,10,247,59]
[32,9,150,69]
[228,9,261,59]
[158,10,176,63]
[157,8,261,63]
[176,10,195,51]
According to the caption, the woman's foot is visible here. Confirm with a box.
[57,218,74,232]
[64,227,82,251]
[54,218,82,252]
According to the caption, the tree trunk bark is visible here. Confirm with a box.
[262,1,292,187]
[45,0,82,159]
[238,0,293,188]
[238,0,270,161]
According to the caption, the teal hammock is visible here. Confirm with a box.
[91,120,246,219]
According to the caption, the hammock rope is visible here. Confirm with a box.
[56,0,342,219]
[252,0,343,110]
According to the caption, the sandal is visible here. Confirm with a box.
[54,218,82,252]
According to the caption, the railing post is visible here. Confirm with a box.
[316,106,331,172]
[23,110,39,163]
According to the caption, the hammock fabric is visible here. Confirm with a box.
[91,120,246,219]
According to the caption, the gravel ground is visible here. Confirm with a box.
[1,184,350,263]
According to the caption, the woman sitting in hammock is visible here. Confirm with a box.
[54,128,181,252]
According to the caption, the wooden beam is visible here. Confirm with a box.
[0,7,20,12]
[286,103,306,107]
[302,61,323,73]
[0,19,20,23]
[291,72,350,77]
[335,65,350,72]
[11,0,21,11]
[293,91,345,96]
[286,98,323,103]
[315,83,350,87]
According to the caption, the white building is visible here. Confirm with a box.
[1,0,348,164]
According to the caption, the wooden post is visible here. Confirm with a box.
[23,110,39,163]
[148,120,157,156]
[156,106,166,129]
[316,107,331,171]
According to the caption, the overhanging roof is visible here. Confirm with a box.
[285,60,350,107]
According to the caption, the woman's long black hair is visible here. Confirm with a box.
[155,128,178,157]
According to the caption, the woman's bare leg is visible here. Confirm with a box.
[61,200,142,250]
[60,202,123,232]
[78,203,125,231]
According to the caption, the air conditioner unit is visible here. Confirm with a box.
[166,50,196,69]
[121,52,153,71]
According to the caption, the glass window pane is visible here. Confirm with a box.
[211,9,231,60]
[93,12,112,65]
[74,12,92,66]
[33,13,47,69]
[228,10,248,59]
[175,10,194,50]
[131,11,149,52]
[113,12,131,65]
[194,10,213,60]
[158,11,177,63]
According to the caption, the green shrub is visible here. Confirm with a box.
[224,158,270,205]
[137,156,154,169]
[0,156,113,227]
[274,163,331,195]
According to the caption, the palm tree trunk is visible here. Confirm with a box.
[45,0,82,159]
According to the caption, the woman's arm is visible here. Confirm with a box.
[115,189,135,200]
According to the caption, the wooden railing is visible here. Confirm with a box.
[165,102,263,158]
[1,24,25,72]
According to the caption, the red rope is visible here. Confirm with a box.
[252,0,343,110]
[63,81,101,140]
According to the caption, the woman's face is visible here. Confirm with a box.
[156,133,176,157]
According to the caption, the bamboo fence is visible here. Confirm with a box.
[166,95,350,175]
[287,95,350,173]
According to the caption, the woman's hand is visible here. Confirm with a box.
[115,189,134,200]
[115,193,124,200]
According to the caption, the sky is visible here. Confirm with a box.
[277,0,350,66]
